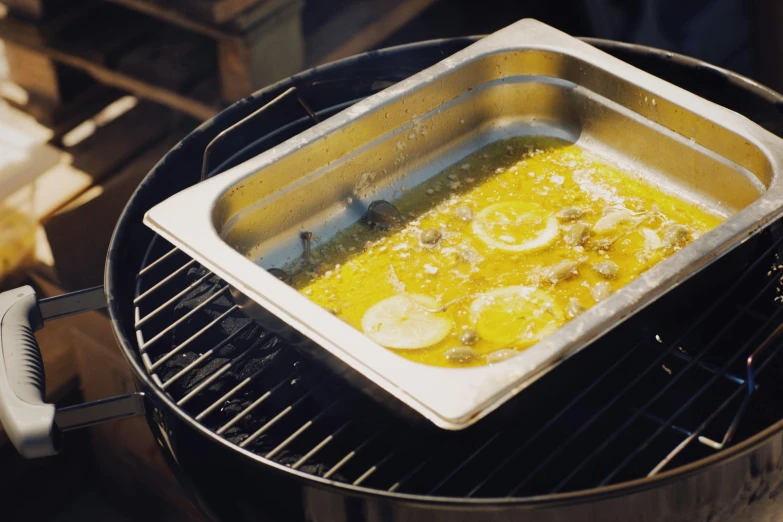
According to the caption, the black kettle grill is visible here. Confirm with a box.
[3,36,783,522]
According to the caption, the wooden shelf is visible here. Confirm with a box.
[306,0,438,66]
[0,12,221,120]
[104,0,437,66]
[1,0,434,118]
[95,0,306,101]
[102,0,232,39]
[103,0,296,38]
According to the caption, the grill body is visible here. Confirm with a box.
[106,37,783,522]
[147,411,783,522]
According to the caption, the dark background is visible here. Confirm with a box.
[364,0,782,92]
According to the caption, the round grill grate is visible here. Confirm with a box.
[129,40,783,499]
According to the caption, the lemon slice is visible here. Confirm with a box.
[362,294,453,350]
[469,286,563,346]
[472,202,558,252]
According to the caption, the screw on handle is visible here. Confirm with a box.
[0,286,60,458]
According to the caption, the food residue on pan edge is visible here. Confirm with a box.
[283,136,725,368]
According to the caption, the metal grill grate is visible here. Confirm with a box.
[132,220,783,498]
[129,68,783,497]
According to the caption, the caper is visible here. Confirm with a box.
[663,224,689,249]
[592,281,612,302]
[445,346,477,362]
[454,206,473,222]
[590,238,613,251]
[267,268,291,284]
[557,207,584,222]
[460,329,479,345]
[564,222,590,246]
[545,260,579,283]
[487,349,519,364]
[565,298,585,319]
[592,261,619,279]
[420,229,442,245]
[457,246,483,264]
[363,200,402,229]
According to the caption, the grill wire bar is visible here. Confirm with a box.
[193,348,284,418]
[141,286,231,353]
[550,252,783,493]
[646,314,783,476]
[215,371,298,434]
[265,402,338,460]
[134,259,197,304]
[458,336,651,497]
[135,271,214,328]
[292,420,352,470]
[137,246,180,277]
[201,86,320,182]
[323,431,381,480]
[591,307,780,489]
[161,322,254,390]
[239,379,328,448]
[132,81,783,497]
[504,236,783,496]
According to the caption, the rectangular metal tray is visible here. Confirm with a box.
[145,19,783,430]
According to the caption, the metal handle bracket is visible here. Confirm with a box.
[0,285,144,459]
[56,393,146,431]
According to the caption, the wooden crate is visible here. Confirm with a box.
[304,0,438,66]
[3,0,434,119]
[35,100,195,290]
[105,0,305,101]
[0,7,222,120]
[116,27,216,92]
[106,0,292,30]
[217,0,303,101]
[100,0,305,101]
[2,41,119,127]
[51,2,161,66]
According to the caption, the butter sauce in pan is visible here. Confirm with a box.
[286,137,724,368]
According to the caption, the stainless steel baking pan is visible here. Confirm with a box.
[144,19,783,430]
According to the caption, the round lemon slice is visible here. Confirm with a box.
[362,294,453,350]
[469,286,564,346]
[472,202,559,252]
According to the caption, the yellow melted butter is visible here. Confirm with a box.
[289,137,724,368]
